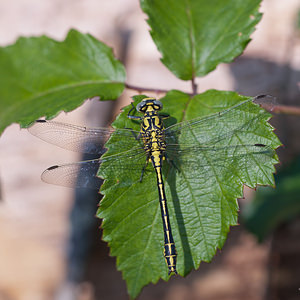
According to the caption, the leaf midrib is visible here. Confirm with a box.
[185,0,196,78]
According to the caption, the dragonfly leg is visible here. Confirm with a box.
[127,103,142,120]
[124,127,141,141]
[159,112,170,120]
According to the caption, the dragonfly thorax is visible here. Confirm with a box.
[139,101,166,157]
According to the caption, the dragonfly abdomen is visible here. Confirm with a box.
[151,154,177,274]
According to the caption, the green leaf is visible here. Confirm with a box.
[140,0,262,80]
[97,89,280,298]
[0,29,125,134]
[242,157,300,241]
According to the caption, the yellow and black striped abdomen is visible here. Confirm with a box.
[151,152,177,274]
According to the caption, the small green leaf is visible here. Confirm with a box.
[140,0,262,80]
[242,157,300,241]
[0,29,125,134]
[97,89,280,298]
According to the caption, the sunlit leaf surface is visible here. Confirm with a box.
[141,0,262,79]
[0,29,125,133]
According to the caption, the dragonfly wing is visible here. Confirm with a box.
[42,159,102,189]
[28,120,140,155]
[164,97,277,187]
[165,98,271,147]
[42,146,151,189]
[166,143,277,187]
[167,143,275,167]
[99,146,153,184]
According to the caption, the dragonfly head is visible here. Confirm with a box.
[136,98,163,113]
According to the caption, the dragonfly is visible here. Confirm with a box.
[28,95,276,275]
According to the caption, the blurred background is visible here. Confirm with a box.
[0,0,299,299]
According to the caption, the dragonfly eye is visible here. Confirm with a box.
[136,98,163,112]
[136,100,147,112]
[153,100,163,111]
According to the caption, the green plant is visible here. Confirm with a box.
[0,0,281,298]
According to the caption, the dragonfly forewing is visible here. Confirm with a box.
[165,98,269,147]
[28,120,141,155]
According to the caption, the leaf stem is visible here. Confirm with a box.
[125,82,193,97]
[125,83,300,116]
[125,83,169,95]
[191,77,198,95]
